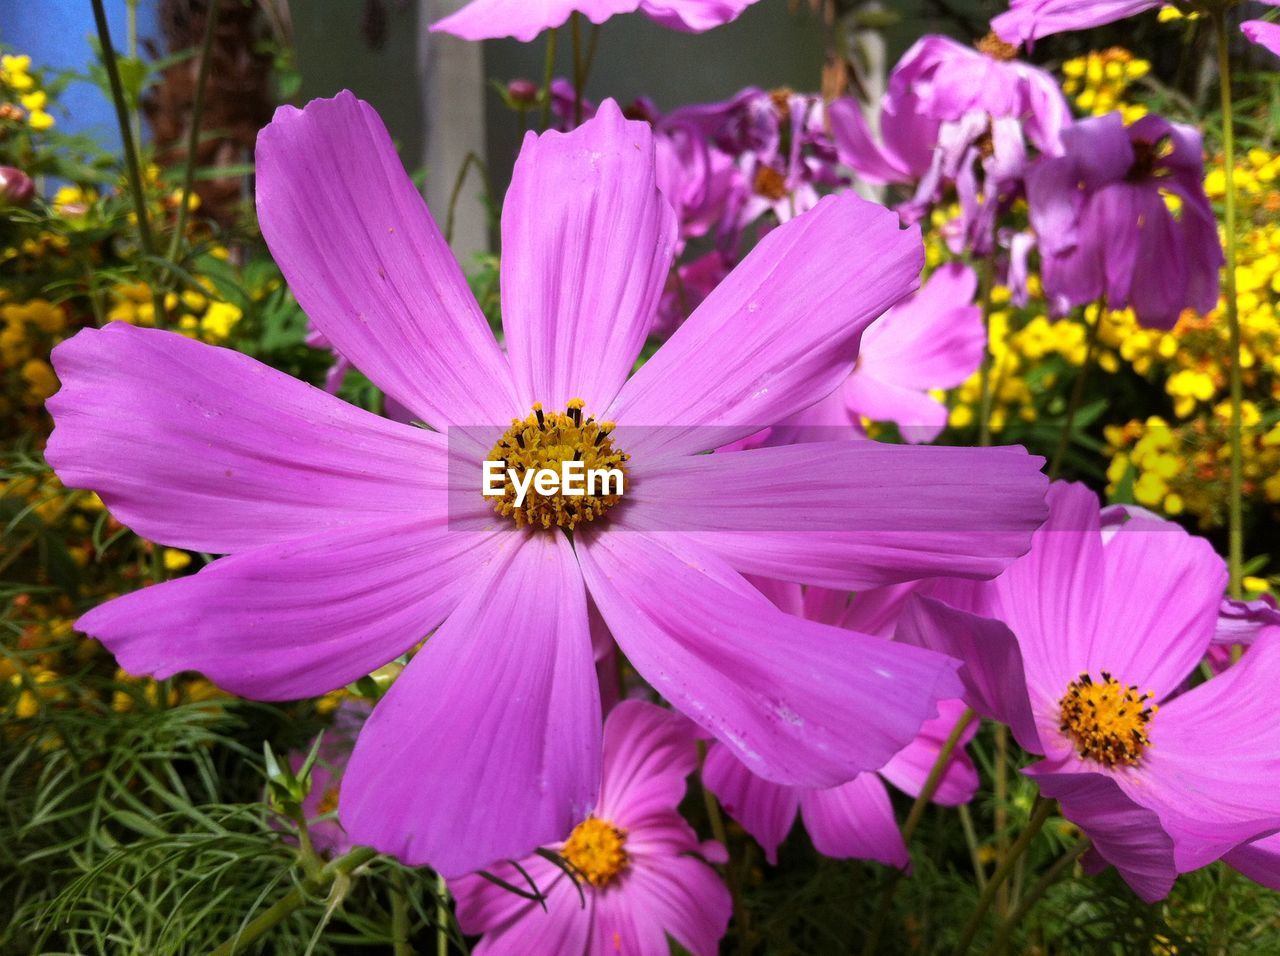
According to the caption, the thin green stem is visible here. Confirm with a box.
[539,29,558,131]
[953,798,1054,956]
[987,837,1091,956]
[1049,301,1105,480]
[436,872,450,956]
[167,0,221,266]
[208,846,378,956]
[976,251,999,448]
[1215,10,1246,601]
[958,803,988,890]
[861,708,977,956]
[571,12,584,127]
[91,0,165,325]
[391,869,412,956]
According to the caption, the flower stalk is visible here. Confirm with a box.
[987,836,1091,956]
[1048,300,1105,480]
[166,0,221,266]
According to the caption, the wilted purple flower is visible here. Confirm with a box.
[46,93,1048,877]
[1027,111,1222,329]
[431,0,761,42]
[901,482,1280,902]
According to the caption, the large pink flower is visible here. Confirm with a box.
[431,0,761,42]
[45,93,1047,877]
[900,482,1280,901]
[451,701,730,955]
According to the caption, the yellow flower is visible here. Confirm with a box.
[200,301,242,340]
[163,549,192,572]
[21,358,58,400]
[28,109,55,130]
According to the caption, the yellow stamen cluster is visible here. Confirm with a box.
[484,400,628,530]
[1059,672,1157,767]
[561,816,629,887]
[976,32,1019,62]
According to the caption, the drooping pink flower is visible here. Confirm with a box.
[704,580,978,867]
[1026,111,1222,329]
[431,0,761,42]
[46,93,1049,878]
[451,701,731,955]
[899,482,1280,902]
[1243,20,1280,57]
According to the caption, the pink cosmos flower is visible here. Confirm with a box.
[451,700,731,955]
[45,93,1049,878]
[431,0,761,42]
[1026,112,1221,329]
[704,580,979,867]
[994,0,1280,45]
[899,482,1280,902]
[1244,20,1280,57]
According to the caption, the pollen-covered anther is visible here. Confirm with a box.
[561,816,629,888]
[1058,671,1157,767]
[976,31,1019,61]
[484,399,629,531]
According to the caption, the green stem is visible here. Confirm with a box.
[958,803,987,890]
[91,0,166,326]
[208,846,377,956]
[976,251,999,448]
[987,837,1091,956]
[861,708,977,956]
[953,799,1054,956]
[391,870,412,956]
[436,872,450,956]
[1214,10,1246,601]
[1048,301,1105,481]
[167,0,221,266]
[571,12,584,127]
[539,29,558,131]
[699,742,749,953]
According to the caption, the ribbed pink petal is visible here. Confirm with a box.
[76,517,505,700]
[879,698,980,806]
[1224,832,1280,890]
[452,861,588,955]
[828,97,917,184]
[702,742,801,864]
[501,100,677,414]
[598,701,701,828]
[255,91,519,429]
[577,530,963,788]
[340,531,600,877]
[45,323,450,555]
[607,192,923,458]
[592,853,731,956]
[992,0,1161,44]
[841,373,950,444]
[800,774,909,869]
[617,441,1048,590]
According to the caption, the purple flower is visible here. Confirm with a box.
[431,0,761,42]
[994,0,1280,44]
[451,701,731,955]
[1243,20,1280,57]
[0,166,35,207]
[45,93,1049,877]
[1027,112,1222,329]
[704,580,978,867]
[900,482,1280,902]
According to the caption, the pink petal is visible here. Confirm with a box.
[800,774,910,869]
[617,440,1049,590]
[45,323,449,555]
[576,530,963,788]
[76,517,504,700]
[501,100,677,414]
[702,742,801,864]
[991,0,1161,44]
[431,0,637,41]
[592,854,731,956]
[607,192,923,458]
[598,701,701,828]
[255,92,519,429]
[841,373,950,444]
[1224,832,1280,890]
[340,531,600,877]
[639,0,760,31]
[879,697,980,806]
[451,859,589,954]
[895,594,1044,755]
[828,96,916,185]
[1244,20,1280,57]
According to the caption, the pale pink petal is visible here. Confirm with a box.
[432,0,637,41]
[501,101,677,414]
[639,0,760,31]
[703,742,801,864]
[992,0,1161,44]
[45,323,449,555]
[340,532,600,877]
[800,774,909,869]
[576,530,963,788]
[592,854,731,956]
[879,698,980,806]
[452,860,589,955]
[841,373,950,444]
[617,441,1048,590]
[255,92,519,429]
[598,701,701,827]
[1244,20,1280,57]
[828,96,916,185]
[76,517,505,700]
[607,192,923,458]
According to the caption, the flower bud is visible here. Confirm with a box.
[0,166,35,206]
[507,78,538,106]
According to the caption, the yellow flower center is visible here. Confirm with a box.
[1058,671,1157,767]
[976,32,1019,61]
[316,784,340,816]
[484,400,629,530]
[561,816,629,888]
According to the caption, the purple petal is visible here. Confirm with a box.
[617,441,1048,590]
[800,774,909,869]
[828,97,916,185]
[77,517,505,700]
[639,0,760,31]
[501,100,677,414]
[598,700,701,827]
[576,530,963,788]
[702,742,801,864]
[992,0,1161,44]
[591,853,731,956]
[879,697,980,806]
[1214,595,1280,647]
[1243,20,1280,57]
[841,374,950,444]
[45,324,450,555]
[1224,832,1280,890]
[607,192,923,458]
[340,531,600,877]
[255,92,519,429]
[452,859,587,953]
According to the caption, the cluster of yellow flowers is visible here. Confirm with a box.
[1060,48,1150,123]
[0,53,55,130]
[106,278,244,344]
[0,298,68,415]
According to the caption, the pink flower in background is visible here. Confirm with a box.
[46,93,1049,877]
[703,580,978,867]
[993,0,1280,45]
[451,701,731,955]
[1243,20,1280,57]
[899,482,1280,902]
[431,0,761,42]
[1027,112,1221,329]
